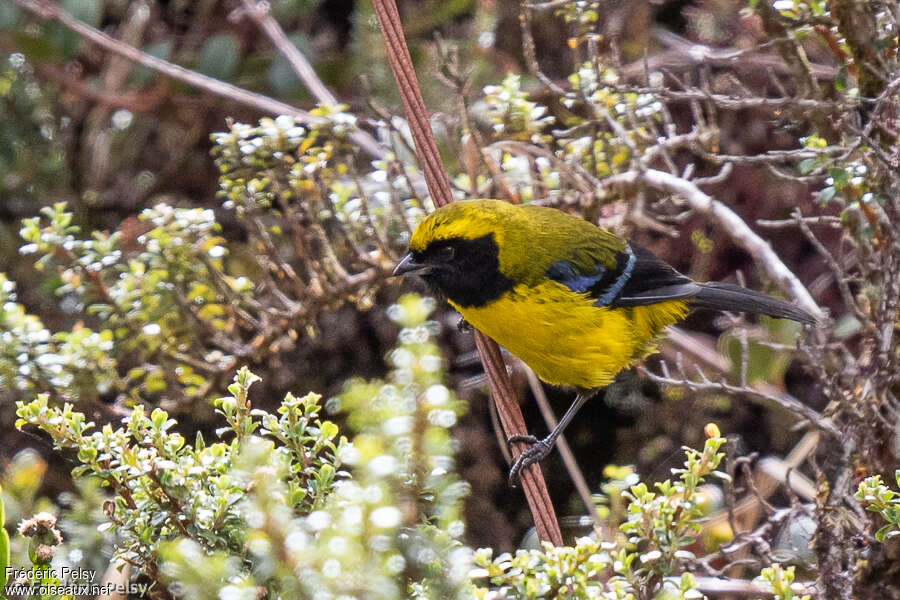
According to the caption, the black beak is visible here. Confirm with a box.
[393,252,432,277]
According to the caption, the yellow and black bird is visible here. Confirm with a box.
[393,199,815,482]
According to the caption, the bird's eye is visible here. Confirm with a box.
[437,245,455,262]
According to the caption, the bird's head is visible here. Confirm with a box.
[393,199,519,307]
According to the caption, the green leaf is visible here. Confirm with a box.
[132,41,173,84]
[266,32,315,95]
[145,370,167,394]
[829,167,850,188]
[0,2,21,29]
[198,34,239,80]
[62,0,104,27]
[874,523,898,542]
[289,488,308,506]
[797,158,816,174]
[320,421,339,440]
[817,186,836,204]
[834,64,848,91]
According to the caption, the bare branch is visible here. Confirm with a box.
[757,216,842,229]
[238,0,338,106]
[602,169,825,320]
[754,0,821,98]
[523,367,605,533]
[694,576,817,597]
[11,0,386,160]
[609,84,839,111]
[641,364,839,437]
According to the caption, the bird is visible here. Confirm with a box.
[392,199,816,484]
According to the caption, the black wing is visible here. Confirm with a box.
[613,246,816,322]
[610,244,700,307]
[546,243,699,307]
[546,243,816,322]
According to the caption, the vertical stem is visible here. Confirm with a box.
[371,0,562,545]
[473,335,563,545]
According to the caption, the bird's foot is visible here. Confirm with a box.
[507,434,554,487]
[456,315,473,333]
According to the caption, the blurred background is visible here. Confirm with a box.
[0,0,840,554]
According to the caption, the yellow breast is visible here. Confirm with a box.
[451,282,689,389]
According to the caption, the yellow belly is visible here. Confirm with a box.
[451,282,689,389]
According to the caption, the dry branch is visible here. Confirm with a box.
[371,0,562,545]
[602,168,824,320]
[10,0,385,160]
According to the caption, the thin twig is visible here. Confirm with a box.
[524,367,605,532]
[371,0,562,545]
[641,366,839,437]
[11,0,386,159]
[609,84,839,111]
[602,168,825,320]
[694,576,817,597]
[239,0,338,107]
[757,216,842,229]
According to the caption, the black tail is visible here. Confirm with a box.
[692,282,816,324]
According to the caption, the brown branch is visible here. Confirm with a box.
[602,169,825,320]
[371,0,453,209]
[473,334,563,545]
[239,0,338,107]
[793,210,878,341]
[524,367,604,533]
[372,0,562,546]
[831,0,885,99]
[10,0,386,159]
[754,0,820,98]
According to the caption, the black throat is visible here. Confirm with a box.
[418,234,514,308]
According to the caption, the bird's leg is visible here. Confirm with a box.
[456,314,473,332]
[507,389,599,486]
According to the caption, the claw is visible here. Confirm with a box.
[504,390,598,487]
[507,433,539,445]
[507,435,554,487]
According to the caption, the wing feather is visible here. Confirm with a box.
[546,242,697,307]
[544,239,815,322]
[611,245,699,306]
[546,246,636,306]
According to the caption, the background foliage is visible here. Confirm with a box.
[1,0,899,598]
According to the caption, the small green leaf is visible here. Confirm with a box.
[818,186,836,204]
[829,167,850,188]
[875,523,898,542]
[798,158,816,174]
[834,64,848,91]
[320,421,338,440]
[198,34,239,80]
[63,0,103,27]
[132,41,172,84]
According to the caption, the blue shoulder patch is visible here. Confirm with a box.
[546,246,636,306]
[545,260,607,293]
